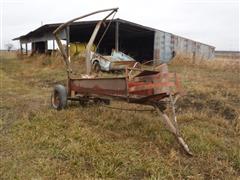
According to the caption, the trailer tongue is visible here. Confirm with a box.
[51,8,193,156]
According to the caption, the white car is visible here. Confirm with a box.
[91,50,137,72]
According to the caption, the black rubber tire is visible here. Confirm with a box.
[51,84,67,110]
[93,61,101,73]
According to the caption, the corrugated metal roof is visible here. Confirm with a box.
[13,18,215,49]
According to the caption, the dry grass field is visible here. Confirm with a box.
[0,52,239,179]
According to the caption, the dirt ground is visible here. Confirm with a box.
[0,52,239,179]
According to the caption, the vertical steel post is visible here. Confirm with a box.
[45,41,48,53]
[86,21,102,75]
[115,21,119,52]
[53,40,55,50]
[32,42,34,54]
[20,41,23,55]
[25,43,28,55]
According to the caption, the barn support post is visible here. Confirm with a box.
[20,41,23,55]
[115,21,119,52]
[32,42,37,54]
[25,43,28,55]
[45,41,48,53]
[192,42,197,63]
[53,40,55,50]
[31,42,34,54]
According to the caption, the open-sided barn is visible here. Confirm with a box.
[13,18,215,63]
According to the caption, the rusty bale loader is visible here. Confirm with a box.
[50,8,193,156]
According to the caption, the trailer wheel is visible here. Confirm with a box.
[51,85,67,110]
[93,61,101,73]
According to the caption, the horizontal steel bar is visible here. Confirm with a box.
[129,82,175,92]
[53,8,118,35]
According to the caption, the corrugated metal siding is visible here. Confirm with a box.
[154,30,215,63]
[153,31,161,64]
[154,31,174,64]
[164,33,173,61]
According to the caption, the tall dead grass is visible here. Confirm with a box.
[170,54,240,72]
[1,52,240,179]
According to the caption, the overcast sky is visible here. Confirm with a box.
[0,0,239,50]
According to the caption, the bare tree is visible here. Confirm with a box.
[5,43,14,52]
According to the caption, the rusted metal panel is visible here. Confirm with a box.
[187,40,193,54]
[159,32,165,61]
[129,82,175,92]
[175,36,187,54]
[195,43,213,59]
[155,31,216,62]
[164,33,173,61]
[70,77,127,97]
[171,34,215,60]
[154,31,174,63]
[69,66,182,100]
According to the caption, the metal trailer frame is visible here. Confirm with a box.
[51,8,193,155]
